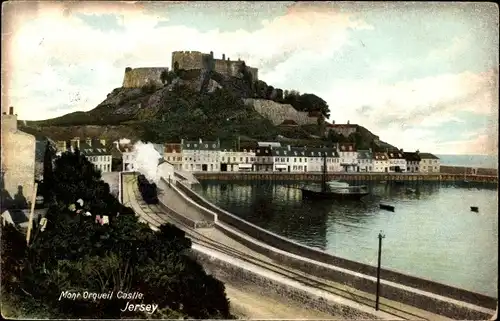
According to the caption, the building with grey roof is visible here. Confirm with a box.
[181,139,221,172]
[357,149,373,172]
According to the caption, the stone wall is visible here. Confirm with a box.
[175,181,498,316]
[101,172,119,198]
[122,67,168,88]
[441,165,498,176]
[171,51,206,71]
[1,115,36,205]
[190,244,381,319]
[172,51,259,80]
[244,99,319,125]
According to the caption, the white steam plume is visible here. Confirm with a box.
[119,138,131,145]
[132,141,163,183]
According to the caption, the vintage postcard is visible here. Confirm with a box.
[1,1,498,319]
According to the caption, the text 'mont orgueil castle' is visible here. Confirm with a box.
[122,51,259,88]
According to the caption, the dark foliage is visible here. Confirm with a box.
[1,151,232,319]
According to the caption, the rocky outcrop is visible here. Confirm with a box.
[243,99,319,126]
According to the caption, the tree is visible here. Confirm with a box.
[42,141,54,202]
[297,93,330,118]
[14,150,233,319]
[1,223,27,295]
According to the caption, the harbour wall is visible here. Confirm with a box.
[193,172,498,184]
[175,180,497,317]
[440,165,498,176]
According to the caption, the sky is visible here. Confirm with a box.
[2,1,498,156]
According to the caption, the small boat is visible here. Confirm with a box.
[301,184,370,200]
[406,188,417,194]
[328,180,350,189]
[470,206,479,212]
[380,204,395,212]
[300,155,369,201]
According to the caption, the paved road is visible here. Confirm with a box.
[123,174,456,320]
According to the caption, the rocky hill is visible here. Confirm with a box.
[23,65,394,150]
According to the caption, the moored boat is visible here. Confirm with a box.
[300,154,369,200]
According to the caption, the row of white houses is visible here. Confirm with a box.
[57,137,440,175]
[154,140,440,174]
[53,137,441,175]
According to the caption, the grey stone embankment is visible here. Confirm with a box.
[190,243,388,320]
[193,171,498,184]
[174,180,497,319]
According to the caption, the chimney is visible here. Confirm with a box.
[210,51,214,58]
[227,57,230,61]
[222,53,225,60]
[9,106,14,115]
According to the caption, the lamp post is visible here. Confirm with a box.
[376,230,385,311]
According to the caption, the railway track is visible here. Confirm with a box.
[124,175,448,320]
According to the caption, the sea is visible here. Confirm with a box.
[196,181,499,297]
[436,154,498,169]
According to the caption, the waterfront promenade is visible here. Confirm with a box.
[193,171,498,184]
[121,172,496,320]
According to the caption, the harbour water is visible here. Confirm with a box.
[194,181,498,298]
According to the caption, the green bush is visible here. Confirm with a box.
[1,151,233,319]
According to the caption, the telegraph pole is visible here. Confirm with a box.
[375,230,385,310]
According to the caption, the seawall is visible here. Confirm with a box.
[190,243,388,319]
[440,165,498,176]
[174,180,497,318]
[192,172,498,184]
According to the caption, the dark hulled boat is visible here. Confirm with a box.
[300,153,369,201]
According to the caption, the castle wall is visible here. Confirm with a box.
[172,51,259,80]
[122,67,168,88]
[171,51,206,71]
[243,99,319,126]
[247,67,259,81]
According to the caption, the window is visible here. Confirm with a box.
[286,158,289,162]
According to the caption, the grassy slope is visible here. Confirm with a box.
[24,81,390,149]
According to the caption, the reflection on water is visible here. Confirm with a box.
[196,181,498,298]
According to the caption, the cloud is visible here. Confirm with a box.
[3,1,374,119]
[1,2,497,156]
[326,69,498,129]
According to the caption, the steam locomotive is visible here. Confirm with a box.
[137,174,159,204]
